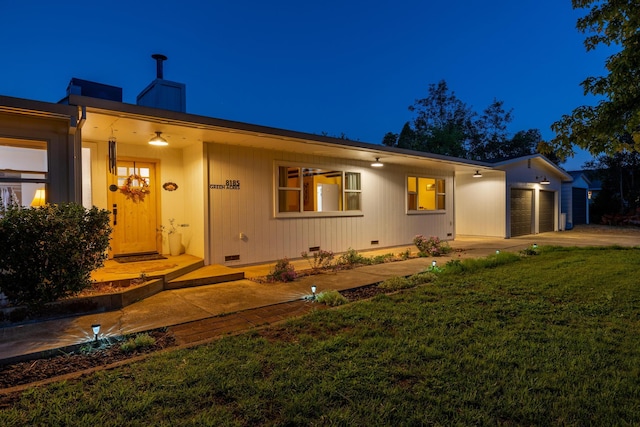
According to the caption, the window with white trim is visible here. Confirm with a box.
[277,166,361,214]
[0,138,48,208]
[407,176,445,212]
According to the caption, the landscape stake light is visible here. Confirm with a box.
[432,260,437,267]
[311,285,317,299]
[496,250,500,254]
[92,324,101,344]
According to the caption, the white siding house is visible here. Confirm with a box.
[1,71,577,267]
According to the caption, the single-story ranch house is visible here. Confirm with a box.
[0,60,573,267]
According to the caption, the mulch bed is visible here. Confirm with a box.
[0,329,176,394]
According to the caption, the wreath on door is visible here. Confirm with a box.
[119,173,151,202]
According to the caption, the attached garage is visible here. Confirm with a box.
[510,188,533,237]
[497,154,572,238]
[539,190,555,233]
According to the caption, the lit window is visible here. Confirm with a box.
[276,165,361,215]
[407,176,445,212]
[0,138,48,208]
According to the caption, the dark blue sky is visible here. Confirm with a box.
[2,1,613,170]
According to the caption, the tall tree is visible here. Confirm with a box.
[397,122,417,150]
[468,99,513,161]
[584,151,640,221]
[549,0,640,159]
[408,80,475,157]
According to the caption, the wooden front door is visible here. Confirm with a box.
[107,159,160,257]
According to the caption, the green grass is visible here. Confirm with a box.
[2,246,640,426]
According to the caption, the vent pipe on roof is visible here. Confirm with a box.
[152,53,168,79]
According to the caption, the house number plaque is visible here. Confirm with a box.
[209,180,240,190]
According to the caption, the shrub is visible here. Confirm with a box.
[266,258,297,282]
[413,235,452,256]
[337,248,371,267]
[301,249,335,271]
[316,290,348,306]
[378,276,414,291]
[399,248,412,260]
[371,253,395,264]
[0,202,111,308]
[120,333,156,353]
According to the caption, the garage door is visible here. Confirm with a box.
[510,189,533,237]
[572,188,587,225]
[539,190,555,233]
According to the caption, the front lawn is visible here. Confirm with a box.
[2,246,639,426]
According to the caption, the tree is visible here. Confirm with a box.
[584,151,640,222]
[381,131,398,147]
[408,80,475,157]
[468,99,513,161]
[549,0,640,160]
[385,80,563,163]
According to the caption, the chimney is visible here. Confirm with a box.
[136,54,186,113]
[152,53,167,79]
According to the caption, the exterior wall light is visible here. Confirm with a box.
[149,131,169,146]
[371,158,383,167]
[473,170,482,178]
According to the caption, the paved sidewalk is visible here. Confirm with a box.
[1,227,638,364]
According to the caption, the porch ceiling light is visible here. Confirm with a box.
[473,170,482,178]
[371,157,383,167]
[536,175,550,185]
[149,131,168,146]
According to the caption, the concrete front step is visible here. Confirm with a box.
[166,264,245,290]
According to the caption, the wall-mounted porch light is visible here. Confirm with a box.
[149,131,168,146]
[371,158,383,167]
[473,170,482,178]
[536,175,550,185]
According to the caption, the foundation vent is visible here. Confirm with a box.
[225,255,240,262]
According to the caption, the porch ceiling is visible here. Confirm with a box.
[80,103,488,174]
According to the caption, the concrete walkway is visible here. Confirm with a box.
[1,226,638,364]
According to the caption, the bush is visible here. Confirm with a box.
[266,258,297,282]
[301,249,335,271]
[413,235,452,256]
[378,276,414,291]
[316,290,348,306]
[120,333,156,353]
[0,202,111,308]
[337,248,371,267]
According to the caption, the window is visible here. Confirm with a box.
[0,138,48,208]
[277,165,361,215]
[407,176,445,212]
